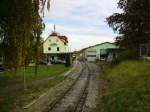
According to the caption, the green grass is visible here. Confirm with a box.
[0,65,70,87]
[97,60,150,112]
[0,65,70,112]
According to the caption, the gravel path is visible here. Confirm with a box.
[48,62,89,112]
[82,63,100,112]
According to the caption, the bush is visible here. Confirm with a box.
[98,60,150,112]
[114,50,137,64]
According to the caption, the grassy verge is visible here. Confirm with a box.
[0,65,70,112]
[0,65,70,87]
[97,60,150,112]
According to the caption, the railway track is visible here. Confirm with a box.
[43,61,91,112]
[73,62,90,112]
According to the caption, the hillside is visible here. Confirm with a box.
[98,60,150,112]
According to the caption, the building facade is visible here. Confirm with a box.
[81,46,96,62]
[95,42,118,60]
[43,32,69,64]
[43,33,69,54]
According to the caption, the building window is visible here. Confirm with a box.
[57,47,60,51]
[64,43,66,45]
[48,47,51,51]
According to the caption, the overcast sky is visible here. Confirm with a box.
[42,0,121,51]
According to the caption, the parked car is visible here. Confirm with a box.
[39,59,48,65]
[51,59,66,64]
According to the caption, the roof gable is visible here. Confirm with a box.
[95,42,115,47]
[44,32,68,44]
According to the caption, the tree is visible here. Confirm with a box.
[0,0,50,90]
[0,0,50,71]
[107,0,150,58]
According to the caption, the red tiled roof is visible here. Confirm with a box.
[58,36,68,43]
[50,32,58,36]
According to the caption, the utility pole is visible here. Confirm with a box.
[54,25,56,32]
[68,44,71,52]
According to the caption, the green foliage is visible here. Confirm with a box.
[114,50,137,63]
[0,65,69,87]
[98,60,150,112]
[107,0,150,58]
[0,0,50,71]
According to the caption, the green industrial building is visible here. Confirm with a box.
[95,42,118,60]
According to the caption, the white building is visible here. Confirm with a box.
[43,32,69,54]
[82,46,96,62]
[43,32,69,63]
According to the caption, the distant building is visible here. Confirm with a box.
[43,30,69,64]
[43,32,69,54]
[95,42,118,60]
[80,42,119,62]
[82,46,96,62]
